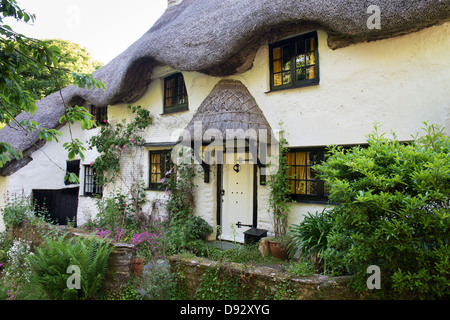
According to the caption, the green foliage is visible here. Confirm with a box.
[194,265,243,300]
[0,237,34,300]
[288,209,334,271]
[1,191,32,228]
[207,243,276,265]
[139,262,177,300]
[27,235,114,300]
[165,215,213,255]
[18,39,103,102]
[160,160,215,255]
[94,191,134,234]
[104,281,143,300]
[163,160,196,219]
[315,123,450,299]
[89,105,152,184]
[0,0,105,171]
[286,260,315,277]
[267,133,291,238]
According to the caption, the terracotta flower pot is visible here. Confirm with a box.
[269,240,288,260]
[131,257,145,277]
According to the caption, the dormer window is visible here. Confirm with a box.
[269,31,319,91]
[164,73,188,114]
[90,105,108,125]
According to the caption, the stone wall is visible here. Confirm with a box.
[168,255,361,300]
[11,220,135,291]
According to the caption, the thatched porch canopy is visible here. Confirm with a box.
[181,80,272,144]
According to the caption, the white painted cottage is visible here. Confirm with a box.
[1,0,449,242]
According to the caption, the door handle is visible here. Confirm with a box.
[221,189,225,196]
[236,221,252,228]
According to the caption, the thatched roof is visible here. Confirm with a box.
[181,79,272,143]
[1,0,449,175]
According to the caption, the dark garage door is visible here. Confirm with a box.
[32,188,79,227]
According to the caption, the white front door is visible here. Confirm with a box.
[220,163,254,243]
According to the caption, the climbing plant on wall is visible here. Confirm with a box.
[88,104,152,185]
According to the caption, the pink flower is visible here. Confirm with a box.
[115,145,119,149]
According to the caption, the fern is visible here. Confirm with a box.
[27,235,114,300]
[78,236,114,299]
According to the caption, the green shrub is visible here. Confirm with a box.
[186,216,214,241]
[315,123,450,299]
[2,192,33,228]
[288,209,334,271]
[27,235,114,300]
[165,215,213,254]
[139,261,176,300]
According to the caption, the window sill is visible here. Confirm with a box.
[266,79,320,93]
[161,106,189,115]
[80,194,102,198]
[288,197,337,205]
[145,187,166,192]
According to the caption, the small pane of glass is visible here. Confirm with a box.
[273,47,281,60]
[306,38,315,52]
[273,73,282,86]
[282,58,291,71]
[307,181,318,195]
[296,54,305,68]
[282,44,291,59]
[306,52,315,66]
[282,72,291,85]
[297,181,307,195]
[296,68,306,81]
[307,66,315,80]
[273,60,282,73]
[296,166,307,182]
[296,40,305,55]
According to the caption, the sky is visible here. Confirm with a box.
[8,0,167,64]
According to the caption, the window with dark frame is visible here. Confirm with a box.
[286,148,329,202]
[65,160,80,185]
[149,150,174,189]
[90,105,108,125]
[164,73,188,114]
[84,165,102,196]
[270,31,319,91]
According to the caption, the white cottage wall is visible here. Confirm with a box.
[0,123,101,231]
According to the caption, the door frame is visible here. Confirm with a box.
[216,163,258,240]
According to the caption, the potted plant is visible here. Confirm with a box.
[266,134,291,260]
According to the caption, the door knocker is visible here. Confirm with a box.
[233,164,240,173]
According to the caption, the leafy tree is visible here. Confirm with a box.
[0,0,105,178]
[316,123,450,299]
[19,39,103,102]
